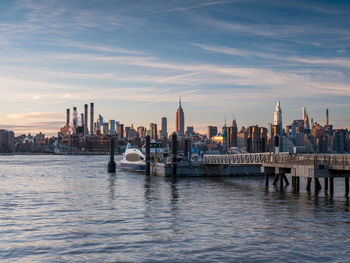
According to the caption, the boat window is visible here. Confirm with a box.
[126,153,141,162]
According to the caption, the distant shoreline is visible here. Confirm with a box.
[0,153,123,156]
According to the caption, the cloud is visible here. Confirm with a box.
[193,43,350,69]
[5,112,64,120]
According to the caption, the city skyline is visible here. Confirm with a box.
[0,0,350,135]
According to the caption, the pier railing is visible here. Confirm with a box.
[203,153,350,169]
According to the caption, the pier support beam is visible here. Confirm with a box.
[324,178,328,192]
[273,174,279,186]
[306,178,312,192]
[315,178,322,192]
[145,135,150,176]
[345,177,349,197]
[330,177,334,196]
[296,177,300,192]
[265,171,269,188]
[280,174,284,188]
[283,174,289,186]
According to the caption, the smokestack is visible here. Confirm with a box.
[80,113,84,127]
[66,109,70,127]
[326,108,329,125]
[84,104,88,134]
[73,107,78,128]
[90,103,94,135]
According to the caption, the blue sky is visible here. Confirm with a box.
[0,0,349,135]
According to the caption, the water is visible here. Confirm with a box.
[1,155,350,262]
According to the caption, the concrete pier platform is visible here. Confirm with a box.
[151,162,262,177]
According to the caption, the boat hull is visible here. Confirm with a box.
[120,162,146,172]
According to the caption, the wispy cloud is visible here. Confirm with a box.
[5,112,64,120]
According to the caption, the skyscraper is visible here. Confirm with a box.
[273,101,282,127]
[161,117,168,138]
[302,107,310,130]
[208,126,218,138]
[109,120,116,135]
[150,123,158,140]
[176,96,184,136]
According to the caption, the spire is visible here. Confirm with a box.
[179,94,181,108]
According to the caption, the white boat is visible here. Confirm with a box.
[120,143,146,172]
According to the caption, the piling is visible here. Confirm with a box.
[306,178,312,192]
[108,137,116,173]
[324,178,328,192]
[345,177,349,197]
[145,135,150,176]
[171,132,178,176]
[273,174,279,186]
[315,178,322,192]
[283,174,289,186]
[279,174,284,188]
[330,177,334,196]
[296,177,300,191]
[265,172,269,188]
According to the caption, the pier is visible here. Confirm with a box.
[203,153,350,195]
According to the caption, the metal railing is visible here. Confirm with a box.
[203,153,350,168]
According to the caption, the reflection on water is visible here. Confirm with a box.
[0,155,350,262]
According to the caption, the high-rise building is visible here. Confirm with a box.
[161,117,168,138]
[208,126,218,138]
[0,130,14,153]
[247,125,267,153]
[326,108,329,126]
[273,101,282,129]
[109,120,116,135]
[150,123,158,140]
[186,126,194,137]
[227,117,238,148]
[137,126,146,138]
[125,126,131,139]
[117,123,124,140]
[97,114,103,135]
[302,107,310,130]
[176,96,184,136]
[102,122,109,135]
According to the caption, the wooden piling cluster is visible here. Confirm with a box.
[264,169,350,197]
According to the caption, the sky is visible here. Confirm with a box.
[0,0,350,136]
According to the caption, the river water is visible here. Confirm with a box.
[0,155,349,262]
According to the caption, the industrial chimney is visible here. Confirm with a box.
[90,103,94,135]
[84,104,88,134]
[66,108,70,127]
[80,113,84,127]
[73,107,78,128]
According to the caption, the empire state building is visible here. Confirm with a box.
[176,97,185,136]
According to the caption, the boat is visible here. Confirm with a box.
[120,143,146,172]
[120,141,165,172]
